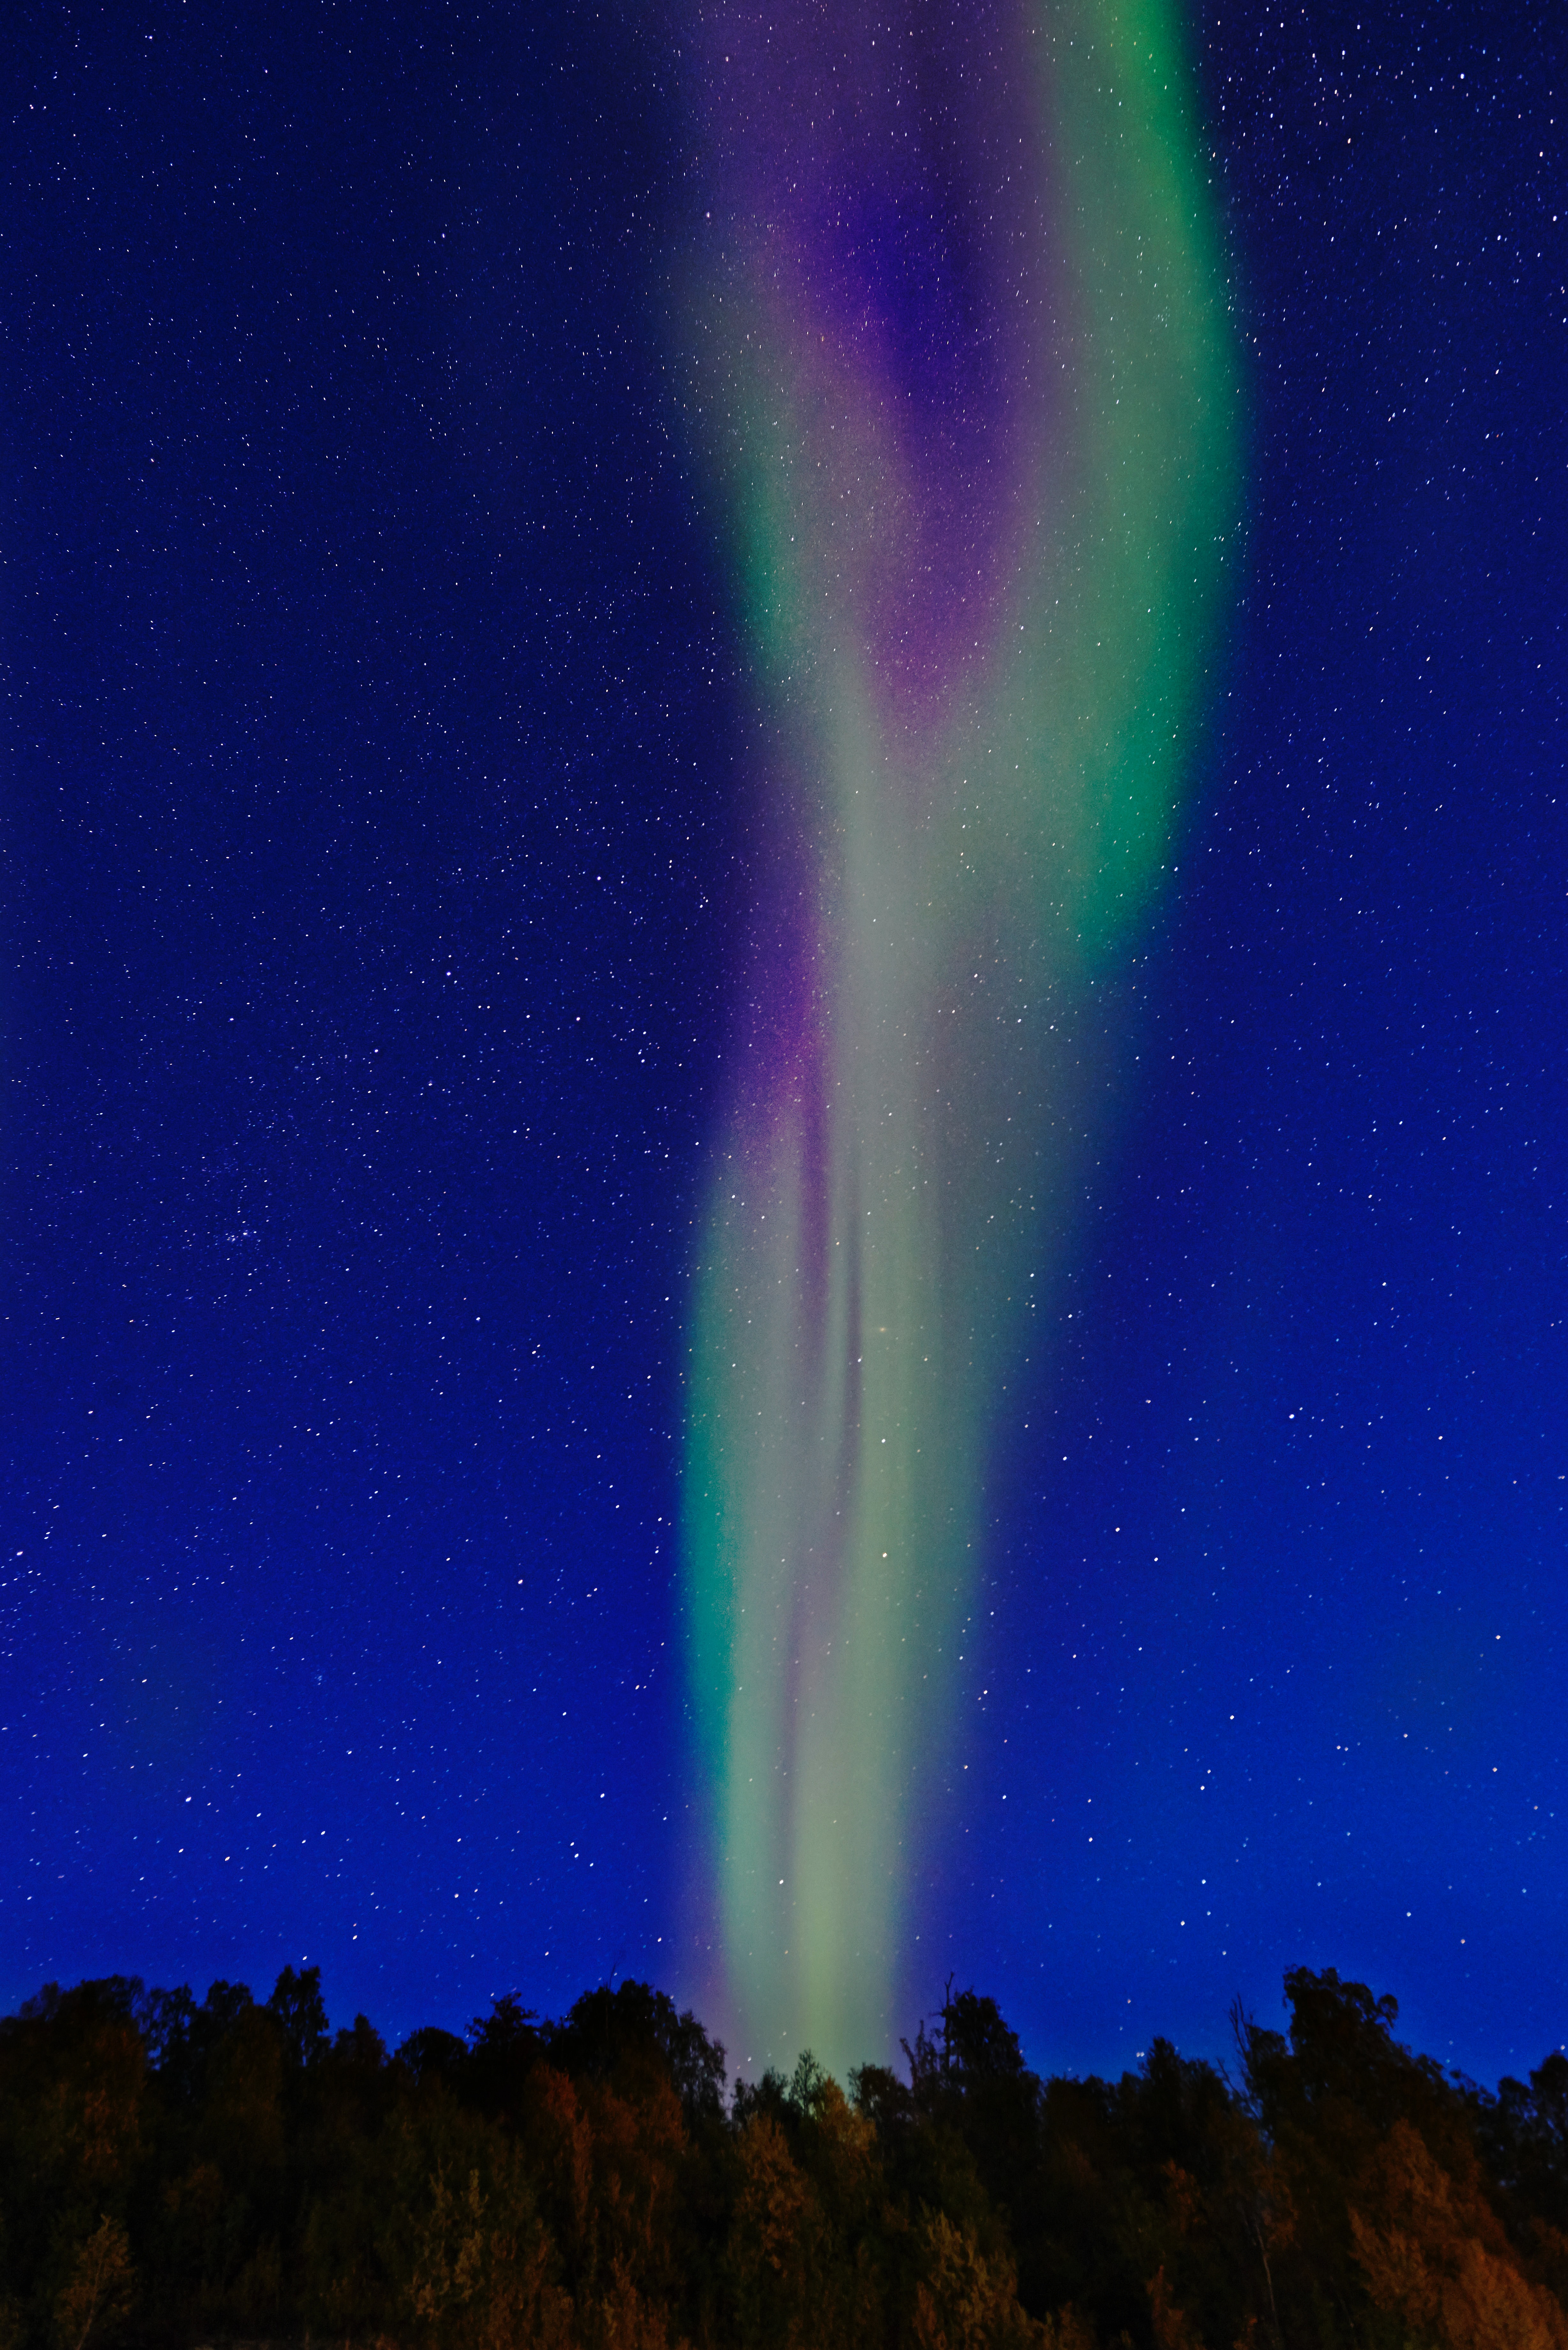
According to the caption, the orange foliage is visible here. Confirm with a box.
[1350,2119,1568,2350]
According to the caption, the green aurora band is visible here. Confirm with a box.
[678,0,1242,2071]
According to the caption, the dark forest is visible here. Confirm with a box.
[3,1963,1565,2350]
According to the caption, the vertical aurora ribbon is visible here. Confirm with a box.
[677,0,1240,2070]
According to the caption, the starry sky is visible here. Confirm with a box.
[5,0,1564,2084]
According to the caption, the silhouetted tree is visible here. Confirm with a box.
[0,1960,1563,2350]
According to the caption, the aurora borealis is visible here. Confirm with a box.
[680,0,1240,2067]
[6,0,1565,2088]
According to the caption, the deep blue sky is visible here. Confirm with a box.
[4,0,1563,2085]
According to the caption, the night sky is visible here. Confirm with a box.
[5,0,1564,2085]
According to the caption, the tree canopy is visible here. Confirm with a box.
[0,1962,1563,2350]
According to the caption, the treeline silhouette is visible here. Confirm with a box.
[2,1963,1565,2350]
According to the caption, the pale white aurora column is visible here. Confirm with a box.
[677,0,1241,2071]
